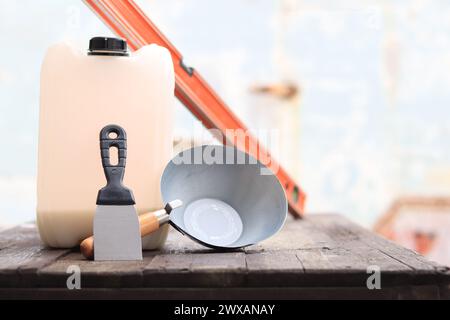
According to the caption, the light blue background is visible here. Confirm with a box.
[0,0,449,228]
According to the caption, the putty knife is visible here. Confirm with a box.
[81,200,182,260]
[93,124,142,261]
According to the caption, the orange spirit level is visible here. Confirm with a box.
[83,0,306,217]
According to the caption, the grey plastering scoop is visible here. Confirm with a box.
[92,124,142,261]
[159,145,288,249]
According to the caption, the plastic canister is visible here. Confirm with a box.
[37,37,174,249]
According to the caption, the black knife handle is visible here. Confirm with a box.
[96,124,135,205]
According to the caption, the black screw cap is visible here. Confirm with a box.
[88,37,128,56]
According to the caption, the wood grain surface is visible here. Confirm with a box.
[0,214,448,299]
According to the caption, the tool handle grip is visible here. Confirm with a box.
[80,236,95,260]
[139,211,161,237]
[80,210,162,260]
[96,124,135,205]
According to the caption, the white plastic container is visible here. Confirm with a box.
[37,37,174,249]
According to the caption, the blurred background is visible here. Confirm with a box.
[0,0,449,265]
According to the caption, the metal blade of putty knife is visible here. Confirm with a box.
[93,124,142,261]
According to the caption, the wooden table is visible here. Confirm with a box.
[0,214,448,299]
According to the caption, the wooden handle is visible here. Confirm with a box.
[80,211,161,260]
[139,211,160,236]
[80,236,95,260]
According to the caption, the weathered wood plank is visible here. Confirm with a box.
[160,229,205,253]
[245,250,304,286]
[246,250,303,271]
[262,214,443,274]
[308,214,450,288]
[0,285,442,300]
[247,215,333,251]
[38,251,154,288]
[0,224,71,287]
[296,247,415,287]
[0,224,40,249]
[309,214,442,272]
[144,252,246,287]
[296,246,411,273]
[0,213,448,299]
[247,214,421,286]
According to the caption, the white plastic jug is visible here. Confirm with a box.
[37,37,174,249]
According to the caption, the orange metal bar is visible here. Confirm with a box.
[83,0,306,217]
